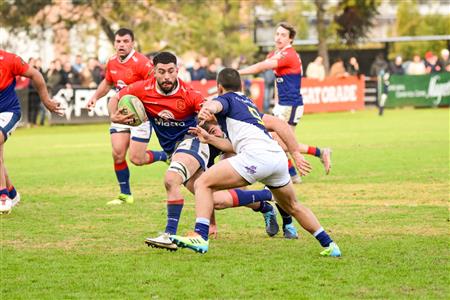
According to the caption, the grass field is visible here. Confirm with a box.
[1,108,449,299]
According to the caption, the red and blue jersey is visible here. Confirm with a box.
[118,77,204,153]
[105,49,153,91]
[0,50,29,114]
[267,45,303,106]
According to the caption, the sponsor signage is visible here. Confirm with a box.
[50,89,113,124]
[387,73,450,107]
[301,76,365,113]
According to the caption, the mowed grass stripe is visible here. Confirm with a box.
[1,108,449,299]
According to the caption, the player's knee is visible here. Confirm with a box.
[112,150,126,163]
[164,171,183,192]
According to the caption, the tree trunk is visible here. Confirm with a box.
[315,0,329,73]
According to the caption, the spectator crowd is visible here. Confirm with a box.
[16,48,450,125]
[305,48,450,80]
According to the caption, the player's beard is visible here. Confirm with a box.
[158,79,177,94]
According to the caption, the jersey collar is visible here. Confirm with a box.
[118,49,135,64]
[275,44,292,55]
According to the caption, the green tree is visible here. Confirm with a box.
[391,0,449,59]
[334,0,379,46]
[0,0,261,63]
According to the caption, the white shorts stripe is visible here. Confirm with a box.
[0,112,21,141]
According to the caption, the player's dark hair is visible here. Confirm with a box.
[115,28,134,41]
[277,22,296,41]
[217,68,242,92]
[153,52,177,66]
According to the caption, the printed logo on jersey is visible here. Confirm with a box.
[116,80,127,90]
[154,118,186,127]
[244,165,257,175]
[158,109,175,120]
[176,99,187,111]
[276,77,284,83]
[110,70,117,74]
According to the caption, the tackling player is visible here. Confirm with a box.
[239,22,332,238]
[108,52,275,250]
[86,28,167,205]
[171,68,341,257]
[0,49,63,214]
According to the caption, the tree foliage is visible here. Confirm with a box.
[0,0,261,63]
[0,0,51,31]
[334,0,379,46]
[390,0,449,59]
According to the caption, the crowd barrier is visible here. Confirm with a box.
[386,73,450,108]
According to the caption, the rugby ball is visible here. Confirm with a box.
[118,95,147,126]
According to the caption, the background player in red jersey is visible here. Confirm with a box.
[0,49,63,214]
[86,28,167,206]
[239,22,333,239]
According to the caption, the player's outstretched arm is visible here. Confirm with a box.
[238,59,278,76]
[86,79,113,110]
[188,126,234,153]
[198,100,223,123]
[23,67,64,116]
[262,114,312,176]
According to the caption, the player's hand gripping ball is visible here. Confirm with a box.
[118,95,147,126]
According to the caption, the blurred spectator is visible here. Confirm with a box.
[306,56,326,80]
[439,49,450,72]
[329,58,348,78]
[262,69,275,112]
[389,55,405,75]
[73,54,85,73]
[407,54,426,75]
[80,66,97,88]
[34,58,44,74]
[46,59,64,95]
[188,60,207,81]
[346,56,361,77]
[424,51,442,73]
[36,58,49,125]
[59,52,70,66]
[214,57,225,73]
[61,62,81,88]
[87,57,103,85]
[370,53,389,77]
[206,63,218,80]
[28,58,43,126]
[177,60,192,82]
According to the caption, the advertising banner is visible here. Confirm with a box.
[50,89,113,124]
[301,76,366,113]
[386,73,450,107]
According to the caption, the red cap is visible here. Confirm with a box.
[425,51,433,59]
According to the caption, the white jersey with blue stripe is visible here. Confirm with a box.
[214,92,283,154]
